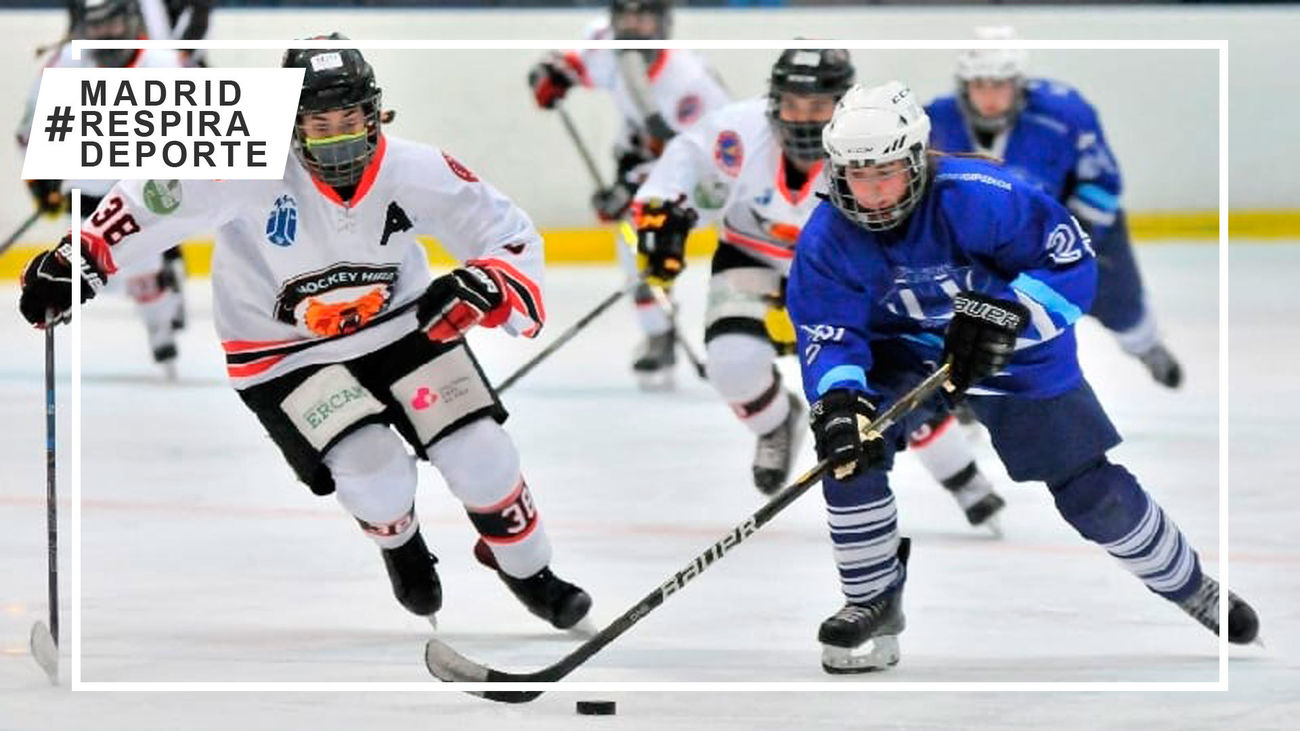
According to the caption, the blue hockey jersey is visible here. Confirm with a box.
[788,156,1096,401]
[926,80,1123,237]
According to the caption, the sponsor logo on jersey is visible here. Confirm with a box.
[676,94,702,125]
[273,262,399,337]
[713,130,744,177]
[410,386,439,411]
[442,151,478,182]
[753,188,773,207]
[265,194,298,247]
[142,179,182,215]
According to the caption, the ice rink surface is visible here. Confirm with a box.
[0,242,1296,729]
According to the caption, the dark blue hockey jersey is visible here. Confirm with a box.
[926,80,1123,237]
[789,156,1096,401]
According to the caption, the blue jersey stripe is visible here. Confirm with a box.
[1012,273,1084,325]
[1074,183,1120,213]
[816,364,868,397]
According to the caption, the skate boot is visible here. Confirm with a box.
[632,330,677,390]
[819,538,910,673]
[1137,343,1183,389]
[382,532,442,623]
[942,465,1006,535]
[1177,573,1260,645]
[752,393,806,496]
[160,247,187,331]
[144,316,180,380]
[474,538,592,631]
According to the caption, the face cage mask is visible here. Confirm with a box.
[826,149,929,233]
[611,11,668,41]
[767,97,832,165]
[293,101,381,188]
[84,17,139,67]
[957,79,1026,135]
[91,47,138,67]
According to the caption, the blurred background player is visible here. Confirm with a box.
[18,0,187,376]
[17,38,592,633]
[926,27,1182,388]
[633,48,1004,530]
[789,81,1257,673]
[138,0,215,67]
[527,0,730,389]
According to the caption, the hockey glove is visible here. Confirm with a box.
[942,291,1031,395]
[811,389,884,480]
[418,264,510,343]
[19,232,115,327]
[636,195,698,286]
[27,179,65,217]
[527,56,578,110]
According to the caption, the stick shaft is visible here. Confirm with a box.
[44,322,58,645]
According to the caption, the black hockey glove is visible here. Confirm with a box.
[27,179,65,217]
[811,389,885,481]
[19,232,113,327]
[942,291,1032,395]
[636,195,698,286]
[418,264,510,343]
[528,55,577,110]
[591,184,633,223]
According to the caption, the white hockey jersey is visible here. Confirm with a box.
[635,97,825,274]
[18,45,185,197]
[561,20,729,157]
[80,135,546,389]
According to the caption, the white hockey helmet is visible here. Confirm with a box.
[822,81,932,232]
[955,26,1028,133]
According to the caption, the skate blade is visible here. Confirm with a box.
[426,614,438,632]
[635,369,675,392]
[29,621,58,685]
[981,515,1005,539]
[566,616,598,639]
[160,361,178,381]
[821,635,899,674]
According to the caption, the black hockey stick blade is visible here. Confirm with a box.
[424,364,953,702]
[29,621,58,684]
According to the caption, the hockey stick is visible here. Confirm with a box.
[0,209,42,258]
[30,316,59,684]
[493,285,628,394]
[615,220,708,380]
[556,105,607,191]
[425,363,954,702]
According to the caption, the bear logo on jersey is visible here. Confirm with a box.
[714,130,744,177]
[265,194,298,247]
[273,263,400,338]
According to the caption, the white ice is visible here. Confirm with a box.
[1,242,1296,729]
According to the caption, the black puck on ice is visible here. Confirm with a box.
[576,700,616,715]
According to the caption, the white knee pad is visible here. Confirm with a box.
[324,424,419,548]
[428,418,552,578]
[909,415,975,484]
[707,333,788,435]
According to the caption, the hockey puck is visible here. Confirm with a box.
[576,700,616,715]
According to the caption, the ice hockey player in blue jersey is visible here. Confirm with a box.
[788,80,1258,673]
[925,28,1182,388]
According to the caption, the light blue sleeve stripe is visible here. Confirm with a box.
[816,364,868,396]
[1012,273,1084,325]
[1075,183,1119,212]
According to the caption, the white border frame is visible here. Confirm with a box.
[66,37,1229,694]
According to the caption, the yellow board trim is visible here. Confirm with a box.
[3,210,1298,279]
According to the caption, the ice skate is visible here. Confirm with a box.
[632,330,676,391]
[820,538,909,673]
[944,468,1006,537]
[752,393,806,496]
[474,538,593,633]
[1177,573,1261,645]
[1137,342,1182,389]
[382,532,442,627]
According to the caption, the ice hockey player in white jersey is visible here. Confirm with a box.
[138,0,214,67]
[18,37,593,632]
[527,0,730,388]
[18,0,188,376]
[631,48,1006,525]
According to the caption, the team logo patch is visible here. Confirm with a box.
[142,179,182,215]
[442,152,478,182]
[265,194,298,247]
[676,94,702,125]
[713,130,744,177]
[273,262,399,337]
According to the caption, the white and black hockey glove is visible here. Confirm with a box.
[942,291,1031,395]
[811,389,885,481]
[19,232,114,327]
[418,264,510,343]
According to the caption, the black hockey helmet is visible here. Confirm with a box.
[71,0,143,67]
[610,0,673,41]
[282,34,385,189]
[767,48,855,164]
